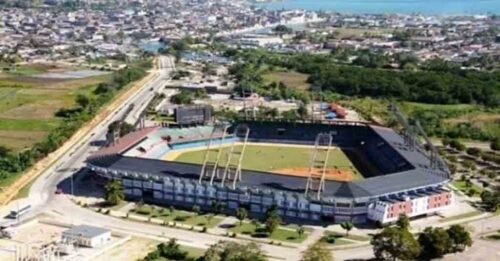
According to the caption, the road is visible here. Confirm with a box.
[20,55,305,260]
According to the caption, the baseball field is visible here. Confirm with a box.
[171,143,364,181]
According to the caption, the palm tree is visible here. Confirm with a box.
[236,207,248,226]
[340,221,354,237]
[105,180,124,206]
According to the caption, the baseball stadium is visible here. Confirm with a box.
[87,115,453,224]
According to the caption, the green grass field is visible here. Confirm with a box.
[450,180,483,196]
[229,222,308,243]
[263,71,311,90]
[0,73,108,151]
[174,144,363,180]
[132,204,223,228]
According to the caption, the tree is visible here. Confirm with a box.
[447,225,472,252]
[104,180,124,206]
[418,227,452,259]
[396,214,410,230]
[491,138,500,151]
[76,94,90,108]
[265,214,281,234]
[144,239,188,261]
[157,239,187,260]
[340,221,354,237]
[297,103,308,119]
[170,91,193,105]
[466,147,482,157]
[0,145,10,158]
[301,241,332,261]
[203,241,267,261]
[211,200,224,214]
[371,226,420,261]
[192,205,201,216]
[480,190,500,212]
[236,207,248,226]
[297,225,305,239]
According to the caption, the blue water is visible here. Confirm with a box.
[139,40,166,53]
[255,0,500,15]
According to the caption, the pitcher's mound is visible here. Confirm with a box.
[272,167,355,182]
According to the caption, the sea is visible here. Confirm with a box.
[254,0,500,15]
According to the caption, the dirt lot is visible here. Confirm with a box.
[273,167,357,181]
[94,237,158,261]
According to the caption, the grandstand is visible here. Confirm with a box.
[87,120,452,224]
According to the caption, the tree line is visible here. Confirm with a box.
[228,49,499,107]
[0,58,152,185]
[371,214,472,261]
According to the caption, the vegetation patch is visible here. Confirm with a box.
[263,71,311,90]
[132,204,223,228]
[228,221,308,243]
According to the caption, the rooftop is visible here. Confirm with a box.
[63,225,109,238]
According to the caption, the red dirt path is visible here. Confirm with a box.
[272,167,355,182]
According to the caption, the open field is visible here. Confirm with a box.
[0,73,109,151]
[451,180,483,196]
[173,143,363,180]
[263,71,311,90]
[332,27,393,38]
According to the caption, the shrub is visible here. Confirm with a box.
[322,234,337,244]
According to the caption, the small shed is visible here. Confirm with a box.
[61,225,111,248]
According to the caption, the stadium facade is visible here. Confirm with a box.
[87,120,452,224]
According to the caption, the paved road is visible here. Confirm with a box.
[22,55,304,261]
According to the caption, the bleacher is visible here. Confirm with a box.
[123,126,228,159]
[90,126,159,158]
[235,120,413,176]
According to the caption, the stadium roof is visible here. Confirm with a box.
[88,155,448,198]
[88,121,450,199]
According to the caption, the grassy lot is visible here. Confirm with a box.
[229,222,308,243]
[451,180,483,196]
[340,98,390,124]
[174,144,363,180]
[332,27,393,38]
[438,210,482,223]
[132,204,223,228]
[13,178,37,199]
[485,230,500,241]
[323,231,371,242]
[263,71,311,90]
[0,73,109,151]
[0,63,54,76]
[179,245,206,259]
[320,231,356,246]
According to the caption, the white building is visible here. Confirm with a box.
[61,225,111,248]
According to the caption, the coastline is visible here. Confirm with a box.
[251,0,500,16]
